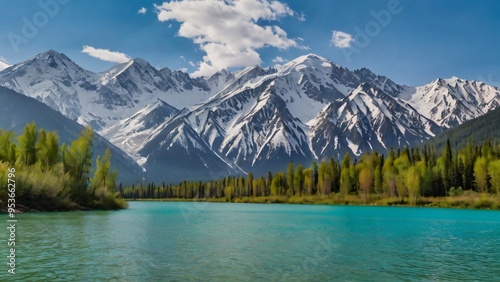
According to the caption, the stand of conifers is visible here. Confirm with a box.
[121,139,500,209]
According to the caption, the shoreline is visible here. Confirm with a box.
[3,194,499,213]
[124,194,500,210]
[0,202,125,214]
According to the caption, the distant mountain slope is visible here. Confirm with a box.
[138,118,246,183]
[310,83,441,159]
[424,106,500,151]
[2,50,500,183]
[400,77,500,128]
[0,50,214,131]
[100,99,179,164]
[0,86,143,185]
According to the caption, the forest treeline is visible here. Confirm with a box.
[122,139,500,209]
[0,122,126,211]
[424,106,500,152]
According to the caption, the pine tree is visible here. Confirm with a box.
[294,165,304,196]
[374,162,383,195]
[441,138,453,192]
[247,172,254,197]
[287,161,294,195]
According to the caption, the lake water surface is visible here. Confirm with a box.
[3,202,500,281]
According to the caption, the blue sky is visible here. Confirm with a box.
[0,0,499,86]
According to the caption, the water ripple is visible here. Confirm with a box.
[1,203,498,281]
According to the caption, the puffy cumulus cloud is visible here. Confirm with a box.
[155,0,300,77]
[138,7,147,14]
[0,58,10,71]
[81,46,131,63]
[330,30,354,49]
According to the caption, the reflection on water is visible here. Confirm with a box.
[1,203,499,281]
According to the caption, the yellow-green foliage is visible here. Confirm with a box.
[488,160,500,195]
[0,123,126,211]
[122,138,500,210]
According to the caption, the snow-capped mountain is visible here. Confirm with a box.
[310,83,441,159]
[0,50,214,131]
[400,77,500,128]
[0,50,95,120]
[2,50,500,182]
[0,60,10,71]
[138,117,245,182]
[101,99,179,165]
[353,68,405,97]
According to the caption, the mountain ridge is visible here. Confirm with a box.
[2,50,499,182]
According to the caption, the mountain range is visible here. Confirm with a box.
[1,50,499,183]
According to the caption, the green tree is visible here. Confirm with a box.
[440,139,453,192]
[63,127,94,200]
[474,156,489,193]
[394,151,411,200]
[406,162,425,205]
[304,168,313,195]
[35,129,59,169]
[488,159,500,195]
[224,186,234,201]
[90,148,117,195]
[0,130,16,163]
[287,161,294,195]
[374,162,383,195]
[271,172,285,196]
[358,164,372,203]
[383,148,397,197]
[17,122,38,166]
[294,165,304,196]
[247,172,254,197]
[340,153,351,197]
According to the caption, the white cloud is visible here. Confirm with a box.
[180,67,188,72]
[138,7,147,14]
[0,58,10,71]
[188,61,196,67]
[330,30,354,49]
[155,0,300,77]
[298,12,306,22]
[272,56,286,63]
[81,46,131,63]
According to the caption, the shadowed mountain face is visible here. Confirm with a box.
[0,86,143,185]
[2,50,500,182]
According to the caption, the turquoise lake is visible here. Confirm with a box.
[2,202,500,281]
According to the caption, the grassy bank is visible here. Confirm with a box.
[127,191,500,210]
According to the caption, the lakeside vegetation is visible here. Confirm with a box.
[0,122,127,212]
[122,139,500,210]
[3,122,500,211]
